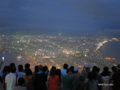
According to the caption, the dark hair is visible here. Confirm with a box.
[67,68,71,73]
[10,63,15,67]
[92,66,97,72]
[89,72,96,83]
[18,78,25,86]
[6,66,10,73]
[51,66,56,70]
[34,66,39,73]
[70,66,74,73]
[56,69,61,82]
[38,65,43,71]
[25,63,30,69]
[56,69,61,76]
[101,66,109,76]
[63,64,68,69]
[103,67,109,72]
[2,66,8,73]
[96,67,100,73]
[43,66,48,72]
[85,68,90,71]
[111,66,116,73]
[101,71,109,76]
[10,66,16,73]
[25,69,32,76]
[50,67,56,77]
[18,65,23,72]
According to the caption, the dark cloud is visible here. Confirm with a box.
[0,0,120,33]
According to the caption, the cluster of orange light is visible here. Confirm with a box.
[75,54,78,57]
[112,38,119,41]
[63,50,74,55]
[105,57,115,60]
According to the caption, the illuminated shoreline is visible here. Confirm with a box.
[94,39,120,61]
[94,40,108,52]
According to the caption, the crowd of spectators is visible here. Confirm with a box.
[0,61,120,90]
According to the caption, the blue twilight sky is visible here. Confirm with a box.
[0,0,120,34]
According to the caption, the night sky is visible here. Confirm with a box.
[0,0,120,35]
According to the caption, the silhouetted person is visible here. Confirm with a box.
[88,66,97,80]
[110,64,120,90]
[78,75,86,90]
[13,78,26,90]
[56,69,61,83]
[71,67,80,90]
[96,67,102,90]
[2,66,10,82]
[25,64,30,69]
[24,68,32,86]
[101,66,110,76]
[88,72,98,90]
[24,63,31,73]
[5,66,16,90]
[62,68,73,90]
[10,63,18,75]
[101,70,110,90]
[43,66,49,75]
[61,64,68,76]
[56,69,61,90]
[33,66,38,78]
[51,66,56,70]
[33,65,46,90]
[17,65,25,81]
[110,66,116,80]
[48,67,59,90]
[81,64,90,79]
[70,66,74,74]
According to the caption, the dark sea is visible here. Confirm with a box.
[101,41,120,61]
[0,52,30,71]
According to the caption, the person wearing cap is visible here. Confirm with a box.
[71,67,80,90]
[110,64,120,90]
[33,65,47,90]
[81,64,91,79]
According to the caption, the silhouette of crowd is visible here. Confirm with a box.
[0,61,120,90]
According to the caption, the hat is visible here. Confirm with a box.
[38,65,43,70]
[85,64,89,68]
[74,67,78,72]
[116,64,120,70]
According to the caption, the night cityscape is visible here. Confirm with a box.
[0,34,119,71]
